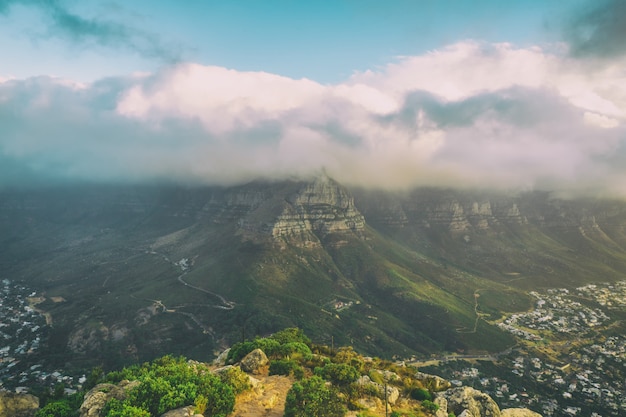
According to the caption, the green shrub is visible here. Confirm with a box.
[284,376,346,417]
[410,387,432,401]
[35,400,75,417]
[102,355,235,417]
[316,363,360,386]
[278,342,313,359]
[269,327,311,346]
[422,399,439,413]
[219,366,251,394]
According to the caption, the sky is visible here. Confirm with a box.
[1,0,626,196]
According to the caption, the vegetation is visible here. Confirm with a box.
[30,327,455,417]
[284,376,346,417]
[103,355,234,417]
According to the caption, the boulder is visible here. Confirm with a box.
[0,392,39,417]
[438,387,501,417]
[501,408,543,417]
[240,348,269,374]
[434,396,449,417]
[355,375,400,405]
[415,371,452,391]
[213,348,230,366]
[160,405,203,416]
[80,381,140,417]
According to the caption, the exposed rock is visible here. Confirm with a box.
[160,405,203,417]
[355,375,400,405]
[371,369,400,382]
[231,374,292,417]
[269,176,365,238]
[434,396,449,417]
[415,371,452,392]
[68,322,109,354]
[213,348,230,366]
[80,381,140,417]
[438,386,501,417]
[355,396,383,411]
[0,392,39,417]
[240,349,269,374]
[501,408,543,417]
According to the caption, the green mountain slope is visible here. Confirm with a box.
[2,180,626,371]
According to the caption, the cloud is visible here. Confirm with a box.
[0,0,180,61]
[1,42,626,196]
[565,0,626,58]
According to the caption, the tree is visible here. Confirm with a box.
[284,376,346,417]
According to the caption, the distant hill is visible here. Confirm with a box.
[2,178,626,370]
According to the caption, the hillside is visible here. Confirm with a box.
[6,328,541,417]
[2,178,626,371]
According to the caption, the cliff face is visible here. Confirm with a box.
[353,188,626,239]
[353,189,529,233]
[0,392,39,417]
[215,176,366,243]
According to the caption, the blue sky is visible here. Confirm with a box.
[0,0,577,82]
[1,0,626,195]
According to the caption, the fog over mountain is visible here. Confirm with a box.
[1,1,625,196]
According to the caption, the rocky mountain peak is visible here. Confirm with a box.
[246,175,366,241]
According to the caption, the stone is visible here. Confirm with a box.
[438,387,501,417]
[160,405,203,417]
[240,348,269,374]
[213,348,230,366]
[0,392,39,417]
[80,381,140,417]
[434,396,449,417]
[415,371,452,391]
[501,408,543,417]
[355,375,400,405]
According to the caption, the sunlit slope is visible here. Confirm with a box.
[2,182,626,369]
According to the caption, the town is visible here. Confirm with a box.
[3,276,626,417]
[424,280,626,416]
[0,279,83,395]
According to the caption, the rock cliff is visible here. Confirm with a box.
[0,392,39,417]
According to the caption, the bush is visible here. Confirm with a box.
[410,387,432,401]
[269,359,305,379]
[278,342,313,359]
[35,400,75,417]
[270,327,311,346]
[218,366,251,394]
[102,355,235,417]
[422,399,439,413]
[316,363,360,386]
[284,376,346,417]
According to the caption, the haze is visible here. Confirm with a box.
[1,0,626,196]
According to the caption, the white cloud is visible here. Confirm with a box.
[2,41,626,196]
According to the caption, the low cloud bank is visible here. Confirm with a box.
[1,41,626,196]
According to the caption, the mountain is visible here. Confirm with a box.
[2,177,626,371]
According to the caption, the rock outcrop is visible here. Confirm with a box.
[80,381,140,417]
[0,392,39,417]
[415,371,452,392]
[355,375,400,405]
[501,408,543,417]
[160,405,202,417]
[240,349,269,374]
[437,386,501,417]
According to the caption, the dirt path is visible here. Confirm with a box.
[231,375,293,417]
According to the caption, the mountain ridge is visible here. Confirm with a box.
[2,178,626,370]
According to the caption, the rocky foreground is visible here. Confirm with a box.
[1,334,543,417]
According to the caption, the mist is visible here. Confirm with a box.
[1,41,625,196]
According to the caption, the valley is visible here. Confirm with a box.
[2,177,626,414]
